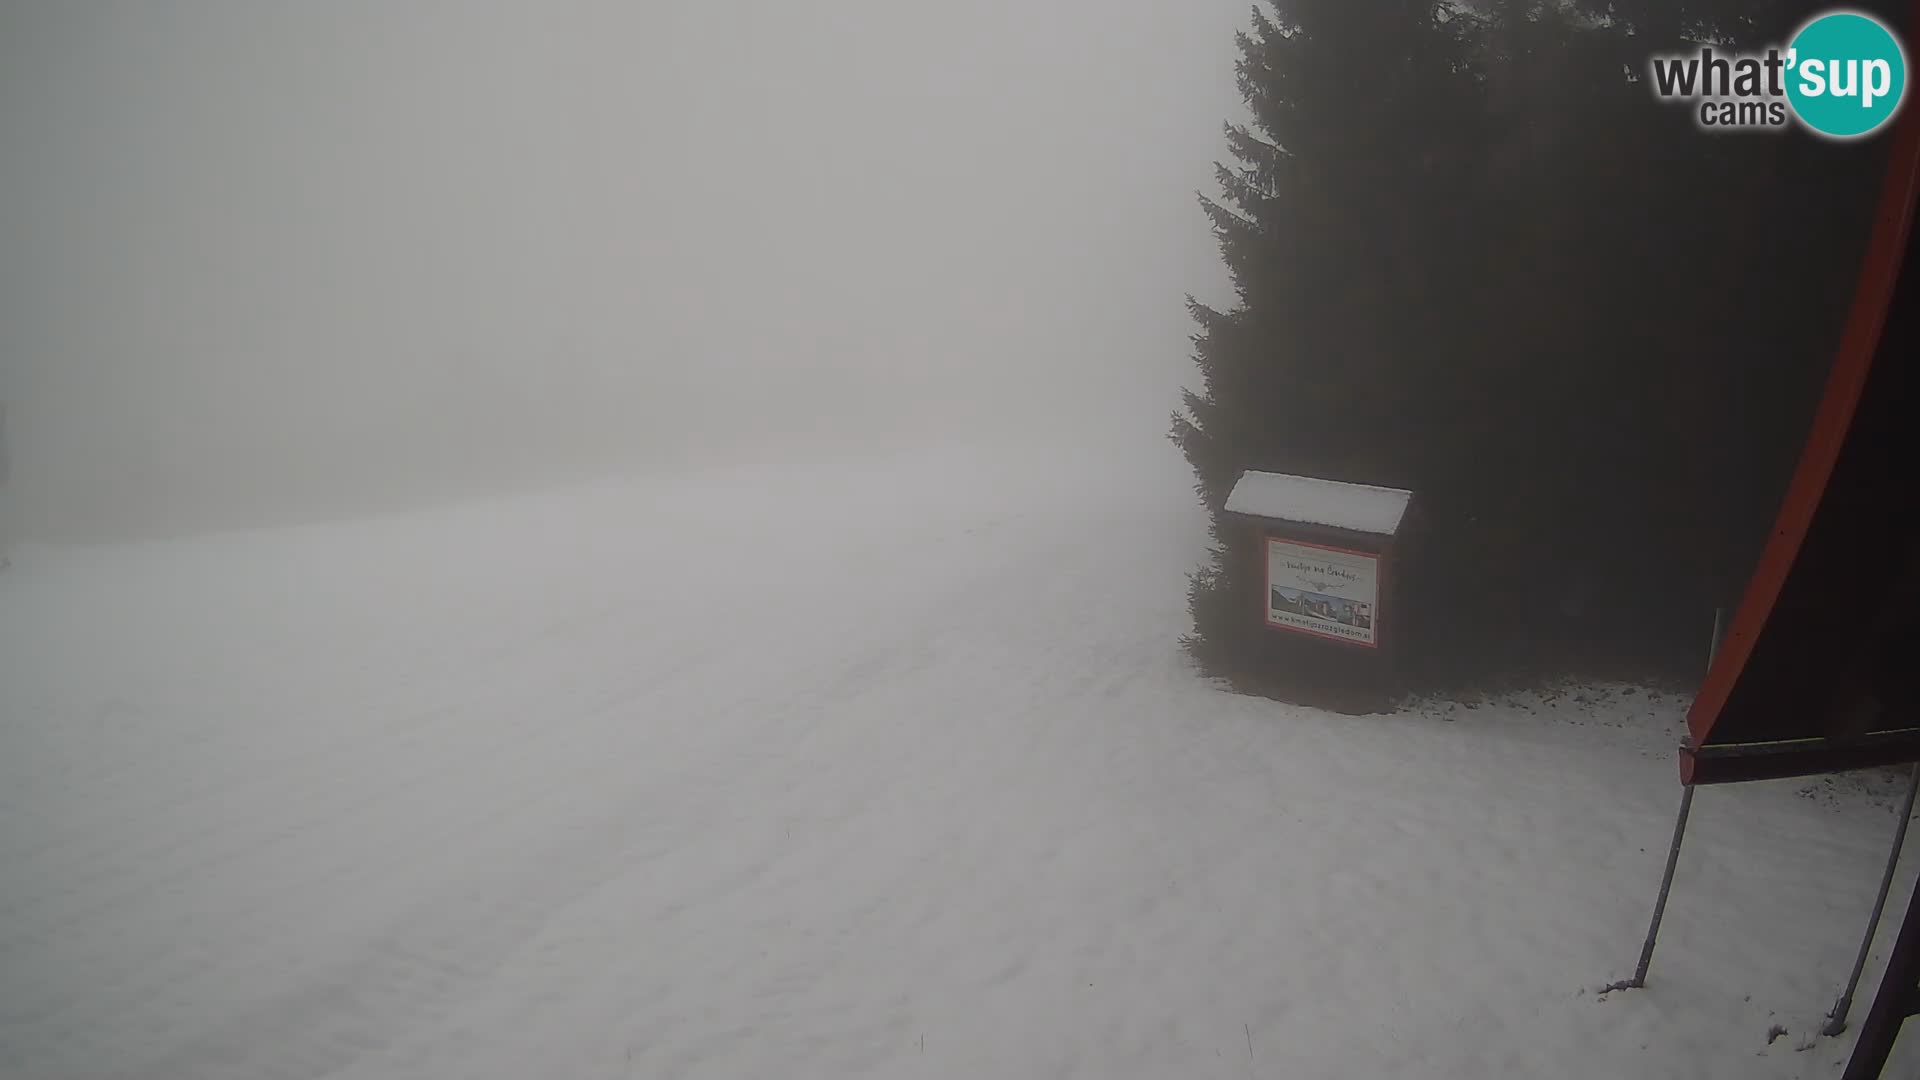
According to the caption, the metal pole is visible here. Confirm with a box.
[1630,784,1696,987]
[1823,759,1920,1037]
[1840,868,1920,1080]
[1624,607,1725,989]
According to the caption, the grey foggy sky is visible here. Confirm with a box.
[1,1,1246,541]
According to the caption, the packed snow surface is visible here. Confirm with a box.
[1223,470,1413,536]
[1,443,1914,1079]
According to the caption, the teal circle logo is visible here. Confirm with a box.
[1786,11,1908,139]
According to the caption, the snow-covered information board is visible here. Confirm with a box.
[1265,538,1380,648]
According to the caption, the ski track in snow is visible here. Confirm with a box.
[1,443,1916,1079]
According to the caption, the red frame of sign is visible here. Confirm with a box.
[1261,533,1384,650]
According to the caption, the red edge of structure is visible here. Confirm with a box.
[1681,64,1920,781]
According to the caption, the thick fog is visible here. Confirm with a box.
[0,1,1243,542]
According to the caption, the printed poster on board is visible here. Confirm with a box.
[1265,537,1380,647]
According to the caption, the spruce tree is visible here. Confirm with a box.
[1171,0,1482,685]
[1176,0,1901,694]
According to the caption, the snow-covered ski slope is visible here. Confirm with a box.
[2,442,1915,1079]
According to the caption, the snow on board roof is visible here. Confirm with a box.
[1223,471,1412,536]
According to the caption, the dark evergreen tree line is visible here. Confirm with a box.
[1173,0,1904,695]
